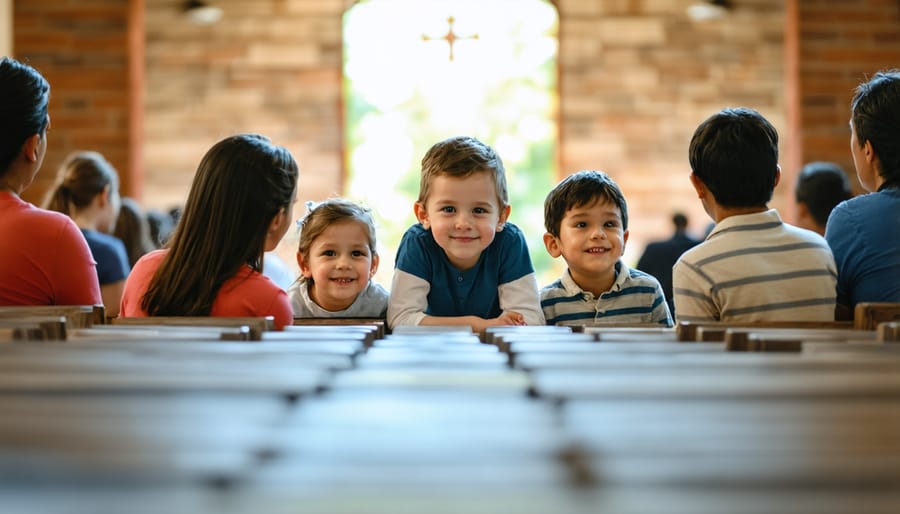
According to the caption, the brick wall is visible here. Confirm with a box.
[555,0,786,257]
[14,0,133,206]
[137,0,790,267]
[796,0,900,195]
[141,0,347,211]
[12,0,900,270]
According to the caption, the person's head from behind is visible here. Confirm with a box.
[0,57,51,190]
[850,69,900,192]
[414,135,511,271]
[794,161,852,235]
[543,170,629,288]
[689,107,780,216]
[672,212,688,232]
[43,151,121,233]
[142,133,298,316]
[114,196,156,267]
[145,208,175,247]
[296,198,379,311]
[176,133,299,268]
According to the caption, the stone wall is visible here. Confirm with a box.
[797,0,900,188]
[14,0,133,205]
[139,0,788,265]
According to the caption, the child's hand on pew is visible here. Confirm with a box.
[467,312,525,336]
[493,311,526,327]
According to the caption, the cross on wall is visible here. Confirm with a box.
[421,16,479,61]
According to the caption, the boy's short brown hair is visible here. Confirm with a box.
[544,170,629,237]
[418,136,509,207]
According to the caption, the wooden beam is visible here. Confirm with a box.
[127,0,145,200]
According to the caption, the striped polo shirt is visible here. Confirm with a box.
[673,209,837,323]
[540,261,672,327]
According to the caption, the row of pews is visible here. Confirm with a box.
[0,305,898,514]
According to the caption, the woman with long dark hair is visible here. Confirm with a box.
[120,133,299,329]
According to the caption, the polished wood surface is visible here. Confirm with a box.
[0,321,897,514]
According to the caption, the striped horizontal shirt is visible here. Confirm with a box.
[540,261,672,327]
[673,209,837,323]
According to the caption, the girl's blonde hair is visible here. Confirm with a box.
[297,198,378,265]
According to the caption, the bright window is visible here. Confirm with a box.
[344,0,559,284]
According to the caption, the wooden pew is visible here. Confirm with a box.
[112,316,274,340]
[251,326,566,507]
[69,324,253,341]
[0,348,330,396]
[676,320,853,342]
[492,333,596,355]
[285,322,383,347]
[241,325,900,513]
[855,302,900,330]
[391,325,475,336]
[560,397,900,495]
[292,317,386,339]
[3,317,898,514]
[0,316,67,341]
[878,321,900,342]
[723,326,876,352]
[0,321,381,497]
[484,325,573,345]
[526,321,900,508]
[0,304,104,328]
[581,325,677,341]
[513,348,900,373]
[0,394,288,487]
[486,325,577,352]
[492,326,899,407]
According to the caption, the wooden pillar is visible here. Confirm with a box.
[127,0,145,201]
[0,0,11,57]
[783,0,801,223]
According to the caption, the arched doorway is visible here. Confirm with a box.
[343,0,560,284]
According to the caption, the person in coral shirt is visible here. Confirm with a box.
[120,133,298,329]
[0,57,101,307]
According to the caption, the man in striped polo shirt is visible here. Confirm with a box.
[673,108,837,323]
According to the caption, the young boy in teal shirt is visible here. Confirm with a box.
[387,135,544,332]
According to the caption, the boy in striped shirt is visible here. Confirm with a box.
[540,170,672,327]
[673,108,837,322]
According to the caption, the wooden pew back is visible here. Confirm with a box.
[855,302,900,330]
[0,305,104,328]
[112,316,274,340]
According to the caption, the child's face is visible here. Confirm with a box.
[543,199,629,291]
[414,171,510,271]
[298,220,379,312]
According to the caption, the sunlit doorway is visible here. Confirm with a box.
[343,0,559,286]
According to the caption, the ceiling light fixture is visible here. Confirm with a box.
[687,0,732,21]
[184,0,223,25]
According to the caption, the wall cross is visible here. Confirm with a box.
[421,16,479,61]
